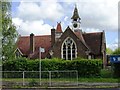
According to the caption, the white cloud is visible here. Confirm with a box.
[83,28,101,33]
[77,0,118,31]
[107,38,118,51]
[64,16,68,21]
[12,1,64,36]
[107,44,118,51]
[12,18,23,26]
[16,1,64,21]
[12,18,52,35]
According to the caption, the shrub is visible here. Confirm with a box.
[28,79,39,87]
[112,63,120,78]
[3,57,28,71]
[71,59,102,77]
[100,69,113,78]
[3,58,102,77]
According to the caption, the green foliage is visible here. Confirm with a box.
[2,2,18,61]
[72,59,102,77]
[112,48,120,55]
[106,48,113,54]
[3,58,102,77]
[28,79,38,87]
[100,69,113,78]
[3,57,28,71]
[112,63,120,78]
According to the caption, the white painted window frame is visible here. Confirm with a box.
[61,37,77,60]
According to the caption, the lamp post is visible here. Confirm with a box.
[39,47,45,86]
[39,47,41,86]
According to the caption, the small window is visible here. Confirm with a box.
[15,49,21,58]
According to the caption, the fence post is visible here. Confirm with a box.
[39,71,41,86]
[76,70,79,86]
[23,71,25,86]
[49,71,51,86]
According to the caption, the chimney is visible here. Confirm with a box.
[51,28,55,47]
[30,33,34,53]
[56,22,62,33]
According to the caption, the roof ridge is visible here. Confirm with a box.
[20,35,51,37]
[35,35,51,37]
[83,32,103,34]
[74,31,90,51]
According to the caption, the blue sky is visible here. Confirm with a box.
[11,0,119,50]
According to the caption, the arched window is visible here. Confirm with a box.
[61,37,77,60]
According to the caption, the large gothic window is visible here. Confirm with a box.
[61,37,77,60]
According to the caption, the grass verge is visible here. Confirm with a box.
[2,77,120,83]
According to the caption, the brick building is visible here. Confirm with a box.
[15,6,106,62]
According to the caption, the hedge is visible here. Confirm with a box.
[112,63,120,78]
[3,57,102,77]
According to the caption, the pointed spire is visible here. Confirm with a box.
[56,22,62,33]
[71,5,81,20]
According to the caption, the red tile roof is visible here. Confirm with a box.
[56,23,62,33]
[16,31,103,58]
[74,31,89,49]
[17,35,51,59]
[83,32,103,55]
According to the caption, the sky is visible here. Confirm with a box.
[11,0,119,50]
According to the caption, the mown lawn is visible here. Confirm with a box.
[2,77,120,89]
[2,77,120,83]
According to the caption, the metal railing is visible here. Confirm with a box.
[2,70,78,87]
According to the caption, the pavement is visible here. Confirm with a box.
[1,82,120,90]
[78,82,120,87]
[1,88,120,90]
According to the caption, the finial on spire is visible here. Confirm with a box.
[52,25,54,29]
[75,3,77,8]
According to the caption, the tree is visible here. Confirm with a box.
[106,48,113,54]
[112,48,120,55]
[2,1,18,61]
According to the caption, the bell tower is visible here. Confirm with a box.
[71,5,81,31]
